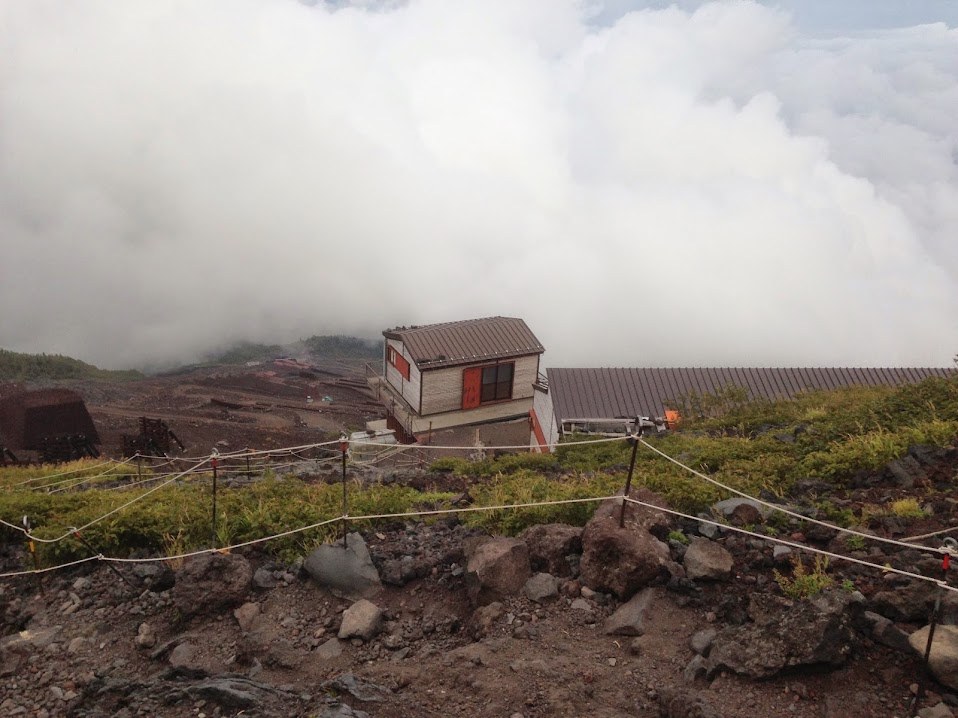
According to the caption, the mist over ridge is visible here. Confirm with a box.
[1,1,956,369]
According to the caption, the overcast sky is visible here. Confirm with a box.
[1,0,956,369]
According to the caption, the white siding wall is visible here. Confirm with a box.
[532,382,559,450]
[410,398,534,433]
[384,338,422,414]
[420,354,540,416]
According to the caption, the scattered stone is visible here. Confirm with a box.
[728,502,763,526]
[909,625,958,690]
[861,611,911,653]
[233,602,261,633]
[131,563,176,592]
[471,602,506,637]
[72,577,91,591]
[169,642,198,670]
[630,638,643,656]
[322,674,391,703]
[658,686,721,717]
[683,539,733,581]
[465,538,531,606]
[187,677,269,709]
[886,455,925,488]
[519,524,583,577]
[252,567,279,590]
[603,588,653,636]
[67,637,86,654]
[315,638,345,660]
[316,704,370,718]
[172,553,252,617]
[305,533,382,601]
[135,623,156,650]
[338,600,383,642]
[712,498,770,520]
[524,573,559,603]
[918,703,955,718]
[683,655,708,683]
[0,626,62,677]
[870,582,937,622]
[690,629,717,657]
[570,598,593,613]
[772,545,792,564]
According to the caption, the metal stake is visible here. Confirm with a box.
[619,418,641,528]
[211,451,219,550]
[23,517,43,595]
[245,448,251,478]
[911,540,955,713]
[340,434,348,548]
[71,529,137,591]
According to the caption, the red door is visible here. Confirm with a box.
[462,367,482,409]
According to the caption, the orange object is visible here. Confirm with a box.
[665,410,681,429]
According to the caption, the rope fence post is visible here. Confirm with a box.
[70,528,136,591]
[340,433,349,549]
[211,449,219,550]
[245,448,251,478]
[23,516,43,595]
[912,538,955,714]
[619,418,642,528]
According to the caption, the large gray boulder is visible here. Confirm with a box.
[683,539,733,581]
[519,524,583,577]
[305,533,382,601]
[338,600,383,642]
[580,489,673,600]
[909,624,958,690]
[172,553,252,617]
[706,589,862,678]
[465,537,531,606]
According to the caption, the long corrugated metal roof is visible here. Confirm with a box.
[548,367,957,423]
[384,317,544,369]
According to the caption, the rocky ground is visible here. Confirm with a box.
[3,442,958,718]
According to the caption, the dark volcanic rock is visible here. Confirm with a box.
[172,553,252,617]
[519,523,583,577]
[580,490,672,600]
[465,538,531,606]
[706,589,863,678]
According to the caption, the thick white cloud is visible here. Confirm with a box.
[0,0,955,368]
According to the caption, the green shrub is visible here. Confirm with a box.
[774,555,834,599]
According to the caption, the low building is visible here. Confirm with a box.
[0,388,100,461]
[546,366,956,436]
[366,317,550,448]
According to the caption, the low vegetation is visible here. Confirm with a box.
[774,555,835,599]
[0,348,142,382]
[0,375,955,569]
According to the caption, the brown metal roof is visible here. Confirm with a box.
[547,367,957,423]
[384,317,544,369]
